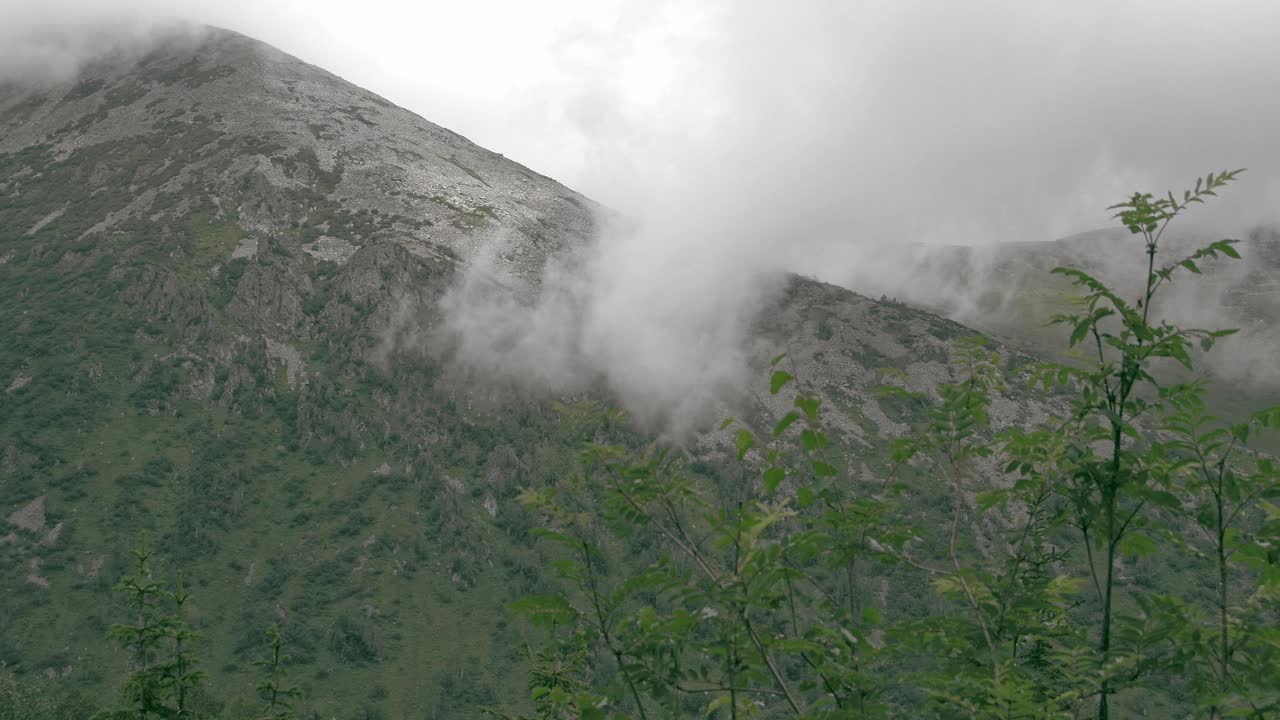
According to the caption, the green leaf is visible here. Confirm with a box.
[801,429,827,451]
[1168,342,1193,370]
[770,370,794,395]
[1139,489,1182,511]
[797,487,816,507]
[718,417,734,431]
[763,466,785,493]
[1119,533,1158,557]
[892,437,925,464]
[773,411,800,437]
[530,529,584,550]
[1069,320,1090,348]
[1254,406,1280,429]
[508,595,578,626]
[705,695,732,717]
[795,396,821,423]
[976,490,1005,510]
[862,606,883,625]
[735,429,756,460]
[770,353,787,366]
[812,460,837,477]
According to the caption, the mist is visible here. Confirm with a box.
[440,0,1280,432]
[6,0,1280,430]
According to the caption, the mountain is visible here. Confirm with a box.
[0,26,609,718]
[0,26,1176,719]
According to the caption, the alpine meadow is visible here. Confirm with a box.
[2,14,1280,720]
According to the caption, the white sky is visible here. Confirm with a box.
[5,0,1280,241]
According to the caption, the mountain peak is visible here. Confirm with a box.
[0,25,596,283]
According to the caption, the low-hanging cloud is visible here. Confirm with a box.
[442,0,1280,431]
[440,215,789,437]
[0,1,190,83]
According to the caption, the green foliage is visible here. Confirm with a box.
[1158,398,1280,717]
[99,533,208,719]
[327,614,383,666]
[253,625,302,720]
[507,171,1280,720]
[1020,168,1280,719]
[0,145,580,719]
[484,633,597,720]
[0,71,604,718]
[515,355,907,718]
[0,665,95,720]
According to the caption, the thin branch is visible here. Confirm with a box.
[675,683,787,698]
[741,612,802,715]
[581,539,649,720]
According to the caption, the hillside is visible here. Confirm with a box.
[12,22,1272,720]
[0,27,1075,719]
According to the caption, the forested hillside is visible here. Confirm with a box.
[2,27,1277,720]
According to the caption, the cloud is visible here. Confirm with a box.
[439,219,786,437]
[546,0,1280,236]
[0,2,175,83]
[440,0,1280,431]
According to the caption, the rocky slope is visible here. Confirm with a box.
[0,27,596,280]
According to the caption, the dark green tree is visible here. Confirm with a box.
[253,625,303,720]
[1038,170,1247,718]
[99,533,208,719]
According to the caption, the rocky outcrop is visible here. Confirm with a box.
[6,495,46,533]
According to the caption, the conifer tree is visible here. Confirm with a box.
[99,533,207,720]
[253,624,302,720]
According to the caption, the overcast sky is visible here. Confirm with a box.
[5,0,1280,241]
